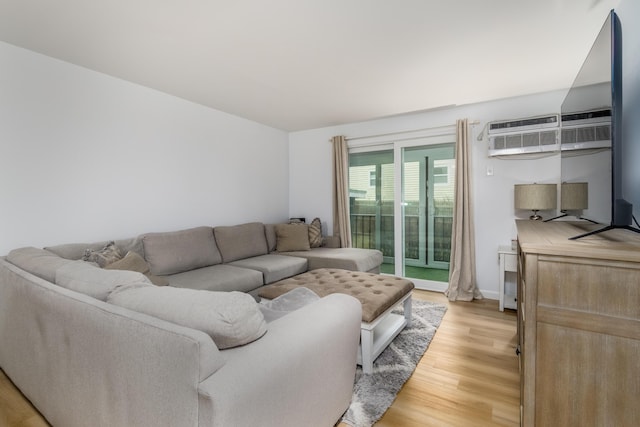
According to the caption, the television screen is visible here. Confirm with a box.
[559,10,638,238]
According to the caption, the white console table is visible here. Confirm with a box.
[498,245,517,311]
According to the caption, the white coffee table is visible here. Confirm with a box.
[357,291,412,374]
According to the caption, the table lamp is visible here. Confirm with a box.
[561,182,588,211]
[544,182,598,223]
[514,183,557,220]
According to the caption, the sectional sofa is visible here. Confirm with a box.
[0,221,382,427]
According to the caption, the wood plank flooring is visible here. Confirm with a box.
[369,291,520,427]
[0,370,48,427]
[0,290,519,427]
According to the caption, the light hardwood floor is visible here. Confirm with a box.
[369,290,520,427]
[0,290,519,427]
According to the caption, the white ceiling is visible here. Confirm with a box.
[0,0,621,131]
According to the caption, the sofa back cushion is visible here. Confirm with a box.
[55,260,152,301]
[265,224,278,252]
[142,227,222,275]
[214,222,268,263]
[108,286,267,349]
[7,247,74,283]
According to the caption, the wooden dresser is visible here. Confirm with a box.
[516,220,640,426]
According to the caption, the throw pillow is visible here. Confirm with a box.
[82,241,122,268]
[107,287,267,349]
[259,288,321,323]
[263,287,320,312]
[275,224,310,252]
[104,251,169,286]
[308,217,322,248]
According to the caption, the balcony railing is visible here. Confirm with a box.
[350,213,452,262]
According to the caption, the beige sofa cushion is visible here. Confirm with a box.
[282,247,383,273]
[167,264,264,293]
[142,227,222,275]
[229,254,308,284]
[6,247,74,283]
[265,224,278,252]
[108,286,267,349]
[214,222,268,263]
[55,260,152,301]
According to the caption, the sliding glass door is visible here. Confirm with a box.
[400,144,455,283]
[349,136,455,288]
[348,150,394,261]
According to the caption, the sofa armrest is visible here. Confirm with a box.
[0,259,222,427]
[322,235,341,248]
[198,293,362,427]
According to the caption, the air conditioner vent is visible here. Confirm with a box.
[561,109,611,123]
[560,109,611,151]
[489,115,558,132]
[487,114,559,157]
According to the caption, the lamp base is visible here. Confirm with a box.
[529,210,543,220]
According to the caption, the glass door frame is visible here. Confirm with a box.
[402,145,454,270]
[393,135,455,291]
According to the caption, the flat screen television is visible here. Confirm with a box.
[559,9,640,239]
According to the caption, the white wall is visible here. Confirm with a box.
[290,1,640,301]
[289,92,566,299]
[0,42,289,254]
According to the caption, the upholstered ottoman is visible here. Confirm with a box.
[258,268,414,373]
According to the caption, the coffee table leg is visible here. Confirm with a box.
[404,296,412,327]
[361,328,374,374]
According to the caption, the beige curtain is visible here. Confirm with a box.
[331,135,352,248]
[445,119,483,301]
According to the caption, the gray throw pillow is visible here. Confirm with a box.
[263,287,320,311]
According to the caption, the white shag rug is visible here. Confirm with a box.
[341,299,447,427]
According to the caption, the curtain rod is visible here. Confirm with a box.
[335,120,479,142]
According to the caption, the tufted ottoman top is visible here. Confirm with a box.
[258,268,414,323]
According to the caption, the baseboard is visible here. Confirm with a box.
[412,280,448,293]
[480,290,500,301]
[412,281,500,302]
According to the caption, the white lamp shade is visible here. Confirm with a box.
[561,182,588,210]
[514,184,557,210]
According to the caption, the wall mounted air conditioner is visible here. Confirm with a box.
[560,109,611,151]
[487,114,559,157]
